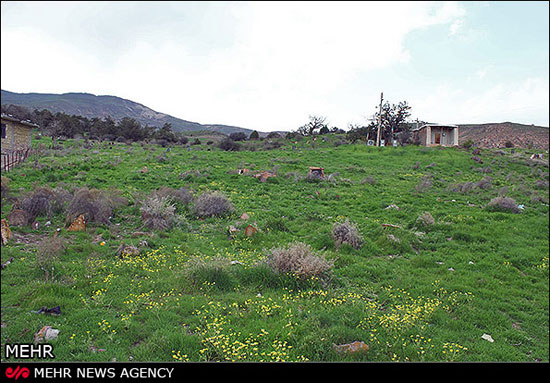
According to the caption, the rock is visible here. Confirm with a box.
[245,224,258,237]
[1,219,11,245]
[387,234,400,243]
[385,204,400,210]
[32,221,40,230]
[34,326,60,344]
[240,213,250,220]
[333,341,369,355]
[67,215,86,232]
[229,225,239,234]
[481,334,494,343]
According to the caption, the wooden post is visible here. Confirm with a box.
[376,92,383,146]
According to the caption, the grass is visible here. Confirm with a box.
[1,134,548,362]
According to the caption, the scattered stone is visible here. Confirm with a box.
[32,221,40,230]
[387,234,400,243]
[436,261,444,265]
[34,326,60,344]
[67,215,86,232]
[45,221,51,226]
[245,224,258,237]
[254,171,276,182]
[416,212,435,226]
[448,267,455,271]
[230,260,242,265]
[140,166,148,173]
[333,341,369,355]
[385,204,400,210]
[240,213,250,220]
[481,334,494,343]
[469,261,475,265]
[1,257,14,269]
[116,244,140,258]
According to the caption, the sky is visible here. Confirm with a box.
[1,1,549,131]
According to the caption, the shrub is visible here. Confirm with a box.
[505,141,515,148]
[486,197,520,213]
[1,176,11,201]
[332,218,364,249]
[36,236,65,281]
[461,139,474,149]
[140,195,183,230]
[20,186,71,222]
[152,186,193,206]
[416,212,435,226]
[66,187,128,225]
[264,242,334,282]
[218,138,241,151]
[229,132,247,141]
[193,191,234,218]
[415,176,433,193]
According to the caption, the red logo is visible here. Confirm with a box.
[5,366,30,380]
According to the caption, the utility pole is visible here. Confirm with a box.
[376,92,383,146]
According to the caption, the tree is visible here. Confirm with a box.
[346,122,377,143]
[229,132,247,141]
[249,130,260,140]
[297,115,328,136]
[374,101,411,143]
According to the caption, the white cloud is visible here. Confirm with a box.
[14,2,543,131]
[413,77,550,126]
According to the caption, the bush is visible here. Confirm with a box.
[416,212,435,226]
[1,176,10,200]
[461,139,474,149]
[486,197,520,213]
[264,242,334,282]
[229,132,247,141]
[140,195,183,230]
[152,186,193,206]
[66,187,128,225]
[193,191,234,218]
[332,218,364,249]
[218,138,241,151]
[20,186,71,222]
[415,176,433,193]
[36,236,65,281]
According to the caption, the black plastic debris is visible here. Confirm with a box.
[31,306,62,316]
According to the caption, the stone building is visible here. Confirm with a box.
[1,114,38,153]
[413,124,459,147]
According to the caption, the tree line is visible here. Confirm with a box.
[1,104,186,144]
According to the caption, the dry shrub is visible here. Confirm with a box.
[193,191,234,218]
[140,195,183,230]
[265,242,334,281]
[486,197,520,213]
[473,177,492,190]
[152,186,193,206]
[285,171,303,182]
[415,176,433,193]
[417,212,435,226]
[361,176,377,185]
[66,187,128,225]
[36,236,65,281]
[20,186,71,222]
[332,218,364,249]
[1,176,10,200]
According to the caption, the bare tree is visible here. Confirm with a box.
[297,115,328,136]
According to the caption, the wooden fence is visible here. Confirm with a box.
[1,148,31,172]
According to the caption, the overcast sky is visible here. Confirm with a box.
[1,1,548,131]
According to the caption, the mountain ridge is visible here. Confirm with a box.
[1,89,254,136]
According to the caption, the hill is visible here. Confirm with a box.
[458,122,549,150]
[1,89,253,136]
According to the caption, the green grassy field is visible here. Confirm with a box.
[1,135,548,362]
